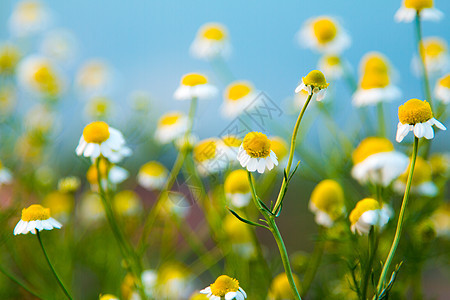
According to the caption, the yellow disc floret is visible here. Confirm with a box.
[324,55,341,66]
[113,190,140,216]
[21,204,51,221]
[362,53,389,75]
[140,161,167,177]
[243,132,271,158]
[360,72,390,89]
[270,137,289,161]
[181,73,208,86]
[222,135,242,148]
[202,24,226,41]
[194,139,217,162]
[438,74,450,88]
[349,198,380,226]
[398,98,433,125]
[86,158,110,184]
[312,18,337,44]
[352,137,394,165]
[210,275,240,296]
[42,191,74,217]
[302,70,329,89]
[224,169,250,194]
[83,121,110,143]
[421,38,446,58]
[226,82,252,101]
[310,179,345,219]
[404,0,434,10]
[159,112,182,126]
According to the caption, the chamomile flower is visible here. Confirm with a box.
[9,0,50,37]
[413,37,449,75]
[221,81,258,118]
[42,191,74,222]
[17,55,65,98]
[224,169,251,208]
[394,157,438,196]
[318,55,345,80]
[309,179,345,227]
[220,135,242,162]
[0,160,12,186]
[76,121,131,163]
[84,96,114,120]
[190,23,231,60]
[86,158,129,189]
[194,138,228,176]
[224,213,255,258]
[76,59,113,97]
[395,98,446,142]
[395,0,443,23]
[294,70,329,101]
[40,29,77,65]
[270,136,289,168]
[137,161,169,190]
[13,204,62,235]
[113,190,142,217]
[351,137,409,187]
[268,273,301,300]
[200,275,247,300]
[298,16,351,54]
[155,111,189,144]
[349,198,390,235]
[434,73,450,104]
[0,42,21,75]
[237,132,278,174]
[353,52,401,107]
[174,73,217,100]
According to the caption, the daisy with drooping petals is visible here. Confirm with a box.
[137,161,169,190]
[395,0,443,23]
[200,275,247,300]
[9,0,50,37]
[0,42,21,76]
[224,169,251,208]
[435,73,450,103]
[193,138,228,176]
[318,55,345,80]
[190,23,231,60]
[349,198,391,235]
[353,52,401,107]
[395,98,446,142]
[76,121,131,163]
[237,132,278,174]
[174,73,217,100]
[13,204,62,235]
[298,16,351,54]
[224,213,256,258]
[221,81,258,118]
[351,137,409,187]
[155,111,189,144]
[295,70,329,101]
[268,273,302,300]
[0,160,12,186]
[394,157,438,197]
[413,37,449,75]
[309,179,345,228]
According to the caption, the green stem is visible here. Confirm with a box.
[375,137,419,297]
[36,231,72,300]
[377,103,386,138]
[362,228,379,300]
[272,93,313,214]
[415,12,433,107]
[301,227,325,297]
[0,264,44,299]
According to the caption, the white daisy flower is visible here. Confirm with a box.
[396,98,446,143]
[194,138,229,176]
[174,73,217,100]
[394,0,443,23]
[351,137,409,187]
[13,204,62,235]
[84,96,114,120]
[435,73,450,104]
[349,198,390,235]
[295,70,329,102]
[190,23,231,60]
[412,37,449,76]
[237,132,278,174]
[297,16,351,54]
[200,275,247,300]
[224,170,251,208]
[76,121,131,163]
[155,111,189,144]
[309,179,345,228]
[393,157,438,197]
[137,161,169,190]
[0,161,13,185]
[221,81,258,119]
[9,0,50,37]
[318,55,345,80]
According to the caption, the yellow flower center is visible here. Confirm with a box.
[312,18,338,44]
[42,191,74,216]
[21,204,51,221]
[210,275,240,296]
[224,169,250,194]
[113,190,140,215]
[362,53,389,75]
[99,294,118,300]
[349,198,380,225]
[324,55,341,66]
[224,214,252,243]
[140,161,166,176]
[404,0,434,10]
[360,72,390,89]
[33,65,60,96]
[0,44,20,74]
[243,132,271,158]
[157,263,187,285]
[194,139,217,162]
[302,70,329,89]
[86,158,110,184]
[438,74,450,88]
[352,137,394,165]
[400,157,432,185]
[222,135,242,148]
[89,97,110,115]
[181,73,208,86]
[421,38,446,58]
[202,25,226,41]
[398,98,433,125]
[226,82,252,101]
[269,273,301,300]
[83,121,110,143]
[310,179,345,219]
[159,112,182,126]
[270,137,289,161]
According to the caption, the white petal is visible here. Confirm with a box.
[430,118,447,131]
[423,122,435,139]
[225,292,237,300]
[247,158,258,172]
[14,220,27,235]
[256,158,266,173]
[413,123,425,138]
[294,82,306,94]
[200,287,211,294]
[239,287,247,298]
[396,123,411,143]
[48,218,62,228]
[316,89,326,101]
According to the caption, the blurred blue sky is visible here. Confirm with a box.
[0,0,449,148]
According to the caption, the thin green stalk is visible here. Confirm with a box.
[301,227,325,297]
[36,231,72,300]
[415,12,432,107]
[377,103,386,137]
[0,264,44,299]
[272,93,313,214]
[375,137,419,297]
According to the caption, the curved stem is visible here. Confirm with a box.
[375,137,419,297]
[36,231,72,300]
[0,264,43,299]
